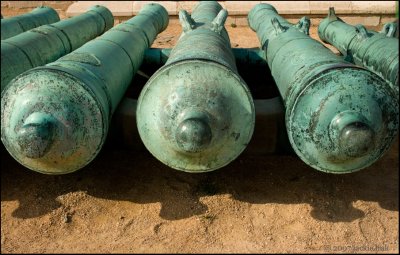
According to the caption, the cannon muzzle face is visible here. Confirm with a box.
[16,112,57,159]
[137,60,255,172]
[176,117,212,153]
[339,122,374,157]
[287,67,399,173]
[1,69,106,174]
[330,111,375,158]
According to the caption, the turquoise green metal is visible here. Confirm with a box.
[137,1,255,173]
[143,48,266,67]
[1,6,60,40]
[381,21,398,38]
[318,7,399,94]
[1,3,169,174]
[1,5,114,92]
[248,3,399,173]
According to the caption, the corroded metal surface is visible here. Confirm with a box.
[1,5,114,92]
[248,3,399,173]
[137,1,255,172]
[1,6,60,40]
[139,48,276,99]
[142,48,266,69]
[1,3,168,174]
[318,7,399,94]
[111,97,291,154]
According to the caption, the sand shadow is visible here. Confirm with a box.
[1,137,398,222]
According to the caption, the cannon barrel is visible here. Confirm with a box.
[248,3,399,173]
[1,3,169,174]
[142,48,267,71]
[1,6,60,40]
[1,5,114,92]
[137,1,255,172]
[318,7,399,94]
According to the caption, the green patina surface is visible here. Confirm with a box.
[1,5,114,92]
[1,6,60,40]
[248,3,399,173]
[318,7,399,94]
[137,1,255,173]
[1,3,168,174]
[143,48,266,67]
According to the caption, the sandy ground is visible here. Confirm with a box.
[1,3,399,254]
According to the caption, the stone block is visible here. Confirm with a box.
[67,1,133,17]
[350,1,396,14]
[133,1,177,15]
[261,1,310,15]
[225,1,261,15]
[309,1,352,15]
[8,1,43,8]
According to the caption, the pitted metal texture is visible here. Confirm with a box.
[248,3,399,173]
[1,6,60,40]
[137,1,255,172]
[1,3,168,174]
[1,5,114,92]
[318,7,399,94]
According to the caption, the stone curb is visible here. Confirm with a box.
[66,1,397,17]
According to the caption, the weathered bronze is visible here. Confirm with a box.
[318,7,399,94]
[137,1,255,172]
[1,5,114,92]
[1,3,168,174]
[1,6,60,40]
[248,3,399,173]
